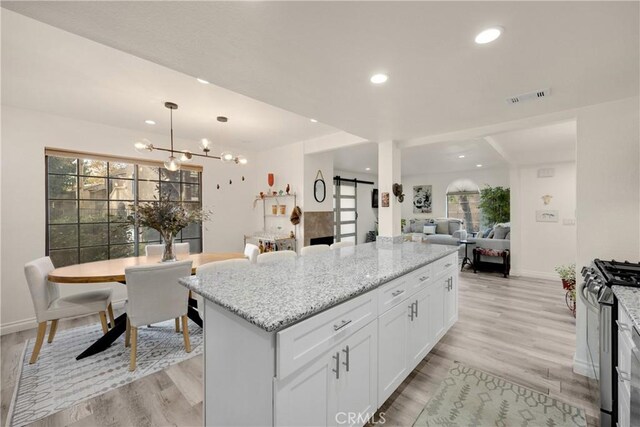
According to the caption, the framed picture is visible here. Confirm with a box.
[381,192,390,207]
[372,188,378,208]
[536,210,559,222]
[413,185,432,213]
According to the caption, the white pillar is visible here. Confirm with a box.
[377,141,403,243]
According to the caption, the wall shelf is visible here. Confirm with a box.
[246,192,298,252]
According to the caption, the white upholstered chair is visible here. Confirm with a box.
[244,244,260,264]
[124,260,193,371]
[257,250,297,264]
[330,241,355,250]
[300,244,331,256]
[24,257,114,364]
[145,242,190,257]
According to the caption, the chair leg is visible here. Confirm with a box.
[175,318,181,333]
[29,322,47,364]
[47,319,59,343]
[181,315,191,353]
[125,317,131,347]
[99,311,109,334]
[129,326,137,371]
[107,303,115,329]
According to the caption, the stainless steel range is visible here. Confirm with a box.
[580,259,640,427]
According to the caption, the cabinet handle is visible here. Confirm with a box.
[333,319,352,331]
[414,300,418,318]
[342,345,350,372]
[444,263,452,268]
[616,366,631,382]
[616,320,631,332]
[408,303,414,321]
[392,289,405,298]
[332,352,340,379]
[419,275,430,282]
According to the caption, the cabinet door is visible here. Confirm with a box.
[336,321,378,427]
[428,279,446,343]
[407,287,432,370]
[274,350,339,427]
[377,300,409,405]
[444,273,458,328]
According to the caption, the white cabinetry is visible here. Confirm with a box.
[377,300,410,404]
[407,286,432,368]
[444,271,458,328]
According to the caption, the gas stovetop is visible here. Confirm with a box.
[594,259,640,287]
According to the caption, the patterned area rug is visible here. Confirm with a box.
[414,363,587,427]
[6,319,202,427]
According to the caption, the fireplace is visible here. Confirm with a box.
[310,236,334,246]
[303,211,334,247]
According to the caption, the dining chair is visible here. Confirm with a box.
[300,245,330,256]
[124,260,193,371]
[257,250,297,264]
[244,243,260,264]
[330,241,355,250]
[24,257,114,364]
[145,242,190,257]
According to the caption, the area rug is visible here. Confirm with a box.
[6,319,202,427]
[413,363,587,427]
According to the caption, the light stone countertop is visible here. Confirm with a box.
[180,241,458,332]
[612,285,640,334]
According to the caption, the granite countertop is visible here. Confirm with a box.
[180,241,457,332]
[612,285,640,334]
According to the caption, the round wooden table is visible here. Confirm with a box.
[48,252,245,360]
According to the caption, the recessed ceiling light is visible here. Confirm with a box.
[476,164,483,168]
[310,118,318,123]
[196,78,210,84]
[475,27,503,44]
[144,120,156,125]
[365,167,371,171]
[370,73,388,84]
[458,155,465,159]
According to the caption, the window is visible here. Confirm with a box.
[445,179,481,233]
[333,179,357,243]
[46,151,203,267]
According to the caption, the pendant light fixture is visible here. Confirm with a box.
[134,101,248,170]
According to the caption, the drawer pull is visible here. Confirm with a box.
[616,320,631,332]
[332,352,340,379]
[391,289,405,298]
[408,303,415,321]
[616,367,631,382]
[333,319,352,331]
[414,300,418,318]
[444,263,452,268]
[419,276,430,282]
[342,345,350,372]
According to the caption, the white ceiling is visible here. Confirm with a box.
[3,1,638,144]
[0,10,338,152]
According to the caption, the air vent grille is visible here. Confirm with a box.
[506,88,551,105]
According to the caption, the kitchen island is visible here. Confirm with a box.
[180,241,459,427]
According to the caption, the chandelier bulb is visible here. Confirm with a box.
[164,156,181,171]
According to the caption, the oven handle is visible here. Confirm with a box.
[578,280,595,310]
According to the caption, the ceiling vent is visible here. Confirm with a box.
[506,88,551,105]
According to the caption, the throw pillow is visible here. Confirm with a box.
[493,226,511,240]
[435,220,449,234]
[505,231,511,240]
[482,227,493,238]
[448,220,462,235]
[487,229,495,239]
[423,225,436,235]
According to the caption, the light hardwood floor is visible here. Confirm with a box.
[1,270,599,426]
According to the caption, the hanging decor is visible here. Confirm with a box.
[314,170,326,203]
[134,102,248,171]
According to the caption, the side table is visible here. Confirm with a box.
[458,240,476,271]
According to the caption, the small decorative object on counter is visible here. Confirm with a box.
[279,190,284,196]
[555,263,576,317]
[268,173,275,190]
[272,205,278,215]
[258,240,265,254]
[286,184,290,195]
[279,205,286,215]
[290,230,295,239]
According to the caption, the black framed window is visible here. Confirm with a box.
[46,153,203,267]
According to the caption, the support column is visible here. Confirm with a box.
[377,141,403,243]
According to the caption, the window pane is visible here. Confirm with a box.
[160,182,180,201]
[80,246,108,263]
[342,236,356,243]
[49,249,78,267]
[49,225,78,249]
[110,244,135,259]
[138,165,159,180]
[49,200,78,224]
[80,223,108,247]
[182,239,201,254]
[109,162,135,179]
[109,179,134,200]
[48,175,77,199]
[81,159,107,176]
[48,157,77,175]
[140,227,160,242]
[181,170,199,183]
[182,183,200,202]
[110,223,135,244]
[341,223,356,234]
[341,198,356,209]
[79,176,108,200]
[160,169,180,182]
[138,181,159,201]
[341,185,356,196]
[340,211,356,222]
[181,222,201,239]
[80,200,108,223]
[109,201,134,222]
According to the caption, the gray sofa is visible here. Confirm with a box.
[403,218,466,257]
[469,223,511,265]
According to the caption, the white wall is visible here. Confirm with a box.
[401,167,510,220]
[574,97,640,376]
[0,106,257,334]
[510,162,577,279]
[334,170,378,244]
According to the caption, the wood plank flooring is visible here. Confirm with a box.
[1,270,599,426]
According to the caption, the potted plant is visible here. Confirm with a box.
[126,192,211,262]
[555,263,576,289]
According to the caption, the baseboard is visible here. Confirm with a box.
[573,353,597,378]
[0,299,127,336]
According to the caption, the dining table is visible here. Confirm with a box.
[48,252,246,360]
